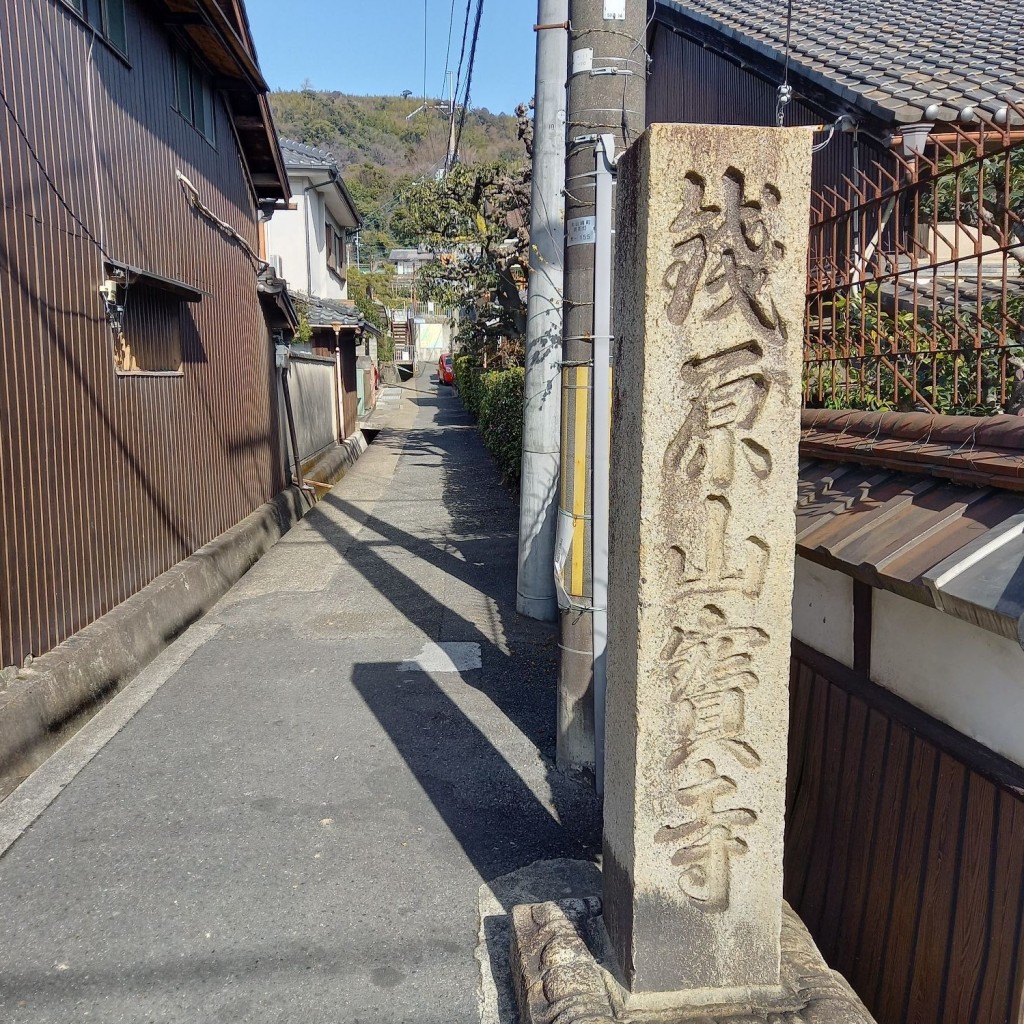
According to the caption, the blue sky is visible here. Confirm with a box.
[244,1,538,115]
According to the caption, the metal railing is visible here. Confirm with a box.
[805,103,1024,415]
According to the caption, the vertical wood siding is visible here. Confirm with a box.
[341,339,357,440]
[787,651,1024,1024]
[0,0,284,668]
[646,24,891,200]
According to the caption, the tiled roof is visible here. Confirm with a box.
[290,292,377,333]
[656,0,1024,124]
[277,139,363,228]
[388,248,435,262]
[798,410,1024,643]
[278,137,337,172]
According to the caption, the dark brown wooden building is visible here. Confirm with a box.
[0,0,291,668]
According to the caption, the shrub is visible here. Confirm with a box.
[454,354,484,417]
[454,356,524,487]
[478,368,525,486]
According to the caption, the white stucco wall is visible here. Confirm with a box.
[791,556,855,668]
[264,178,347,302]
[871,589,1024,767]
[416,321,446,363]
[264,187,311,293]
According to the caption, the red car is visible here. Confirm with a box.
[438,352,454,385]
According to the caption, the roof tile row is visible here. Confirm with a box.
[657,0,1024,124]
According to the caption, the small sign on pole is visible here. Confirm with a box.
[566,216,597,247]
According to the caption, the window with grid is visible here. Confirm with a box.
[63,0,128,54]
[174,48,216,145]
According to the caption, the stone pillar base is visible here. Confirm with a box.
[509,898,876,1024]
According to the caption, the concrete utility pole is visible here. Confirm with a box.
[517,0,569,622]
[555,0,646,776]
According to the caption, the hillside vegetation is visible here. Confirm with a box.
[269,89,527,257]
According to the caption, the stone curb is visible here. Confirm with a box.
[0,431,369,800]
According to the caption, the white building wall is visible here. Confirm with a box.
[871,589,1024,768]
[264,177,348,302]
[791,556,855,668]
[264,179,312,292]
[416,321,446,364]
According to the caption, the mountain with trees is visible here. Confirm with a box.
[269,87,526,257]
[271,88,532,360]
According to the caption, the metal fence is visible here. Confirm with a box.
[805,104,1024,414]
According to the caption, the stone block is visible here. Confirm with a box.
[604,125,813,995]
[509,898,876,1023]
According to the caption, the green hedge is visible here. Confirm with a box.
[454,356,524,487]
[454,355,484,418]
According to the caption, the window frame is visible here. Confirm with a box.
[172,46,217,148]
[61,0,129,59]
[325,222,347,279]
[103,261,200,377]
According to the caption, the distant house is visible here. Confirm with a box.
[264,138,362,301]
[262,137,379,436]
[649,0,1023,193]
[388,247,436,279]
[649,0,1024,410]
[0,0,290,669]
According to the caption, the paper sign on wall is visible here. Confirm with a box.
[604,0,626,19]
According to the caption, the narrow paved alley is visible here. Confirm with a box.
[0,370,600,1024]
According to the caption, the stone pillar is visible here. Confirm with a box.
[603,124,813,999]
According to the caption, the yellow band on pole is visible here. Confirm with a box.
[571,364,589,596]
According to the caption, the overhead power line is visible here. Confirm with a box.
[452,0,473,108]
[0,84,111,261]
[452,0,484,163]
[441,0,458,97]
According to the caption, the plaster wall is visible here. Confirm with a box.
[871,589,1024,768]
[264,180,347,301]
[264,185,311,292]
[416,321,446,363]
[791,556,855,668]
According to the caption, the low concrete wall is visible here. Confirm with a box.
[792,557,855,669]
[0,431,369,800]
[871,589,1024,768]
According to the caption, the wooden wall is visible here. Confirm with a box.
[646,20,893,201]
[787,642,1024,1024]
[0,0,284,668]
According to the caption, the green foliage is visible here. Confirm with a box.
[376,334,395,364]
[269,89,524,261]
[293,297,313,345]
[454,354,485,418]
[478,368,525,485]
[390,158,530,343]
[925,145,1024,227]
[347,265,397,334]
[454,355,523,485]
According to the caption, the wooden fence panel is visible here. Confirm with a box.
[787,644,1024,1024]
